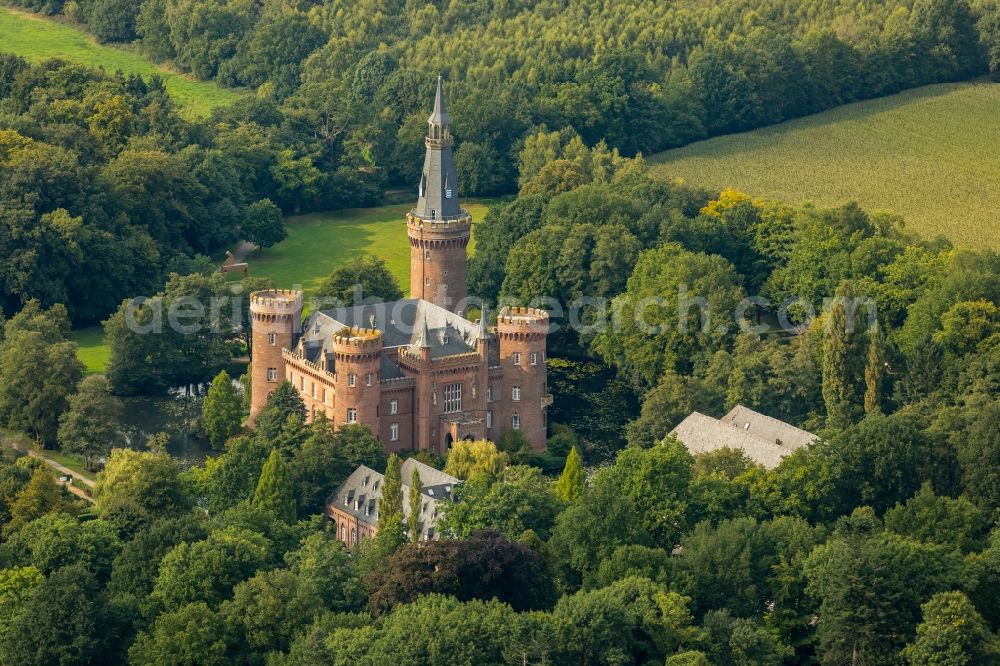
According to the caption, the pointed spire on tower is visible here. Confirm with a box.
[414,75,462,220]
[419,313,432,348]
[428,75,450,126]
[478,306,489,340]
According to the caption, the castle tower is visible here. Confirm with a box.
[497,307,551,451]
[331,327,383,435]
[249,289,303,421]
[407,76,472,314]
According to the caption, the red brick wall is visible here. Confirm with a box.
[497,308,549,451]
[331,331,382,436]
[380,386,415,453]
[407,213,471,313]
[249,290,302,421]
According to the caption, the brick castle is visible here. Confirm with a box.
[249,78,552,455]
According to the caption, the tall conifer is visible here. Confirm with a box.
[408,468,423,542]
[554,446,585,503]
[252,449,296,522]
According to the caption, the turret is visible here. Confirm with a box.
[496,307,551,451]
[331,327,383,435]
[407,76,471,313]
[249,289,303,421]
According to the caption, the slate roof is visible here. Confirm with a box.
[327,459,460,539]
[415,76,462,220]
[297,298,497,378]
[719,405,818,450]
[668,406,817,469]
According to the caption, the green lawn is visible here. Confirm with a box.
[39,448,96,481]
[247,200,494,299]
[71,200,495,372]
[71,326,111,375]
[650,80,1000,249]
[0,6,241,117]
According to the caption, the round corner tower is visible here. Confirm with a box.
[331,326,383,435]
[249,289,303,420]
[407,75,471,314]
[497,306,551,452]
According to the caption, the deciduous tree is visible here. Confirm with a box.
[58,374,124,468]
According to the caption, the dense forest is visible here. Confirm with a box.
[8,0,1000,192]
[3,0,1000,322]
[1,134,999,663]
[1,0,999,663]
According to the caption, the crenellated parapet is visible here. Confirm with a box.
[406,211,472,248]
[331,327,383,360]
[249,290,303,421]
[250,289,303,324]
[496,306,549,340]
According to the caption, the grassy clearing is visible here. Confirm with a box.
[650,80,1000,249]
[71,200,495,372]
[0,6,240,117]
[72,326,110,375]
[247,200,494,299]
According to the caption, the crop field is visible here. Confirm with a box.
[650,81,1000,249]
[0,6,240,117]
[70,200,494,372]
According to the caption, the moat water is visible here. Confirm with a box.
[120,388,216,468]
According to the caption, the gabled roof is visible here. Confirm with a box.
[327,460,461,536]
[719,405,817,450]
[668,406,817,469]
